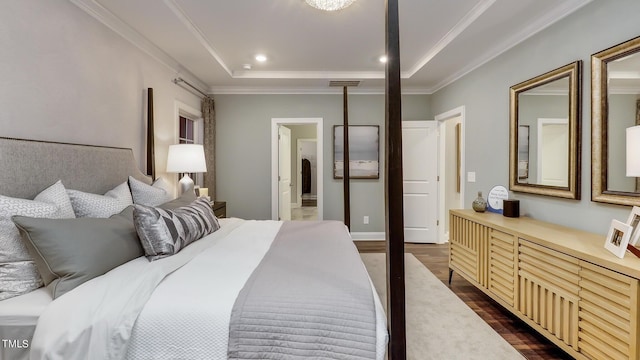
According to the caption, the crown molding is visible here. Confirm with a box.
[208,86,432,95]
[406,0,496,77]
[430,0,593,93]
[69,0,207,91]
[163,0,232,76]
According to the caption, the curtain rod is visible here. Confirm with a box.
[172,77,211,99]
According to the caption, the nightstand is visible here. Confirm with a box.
[211,201,226,218]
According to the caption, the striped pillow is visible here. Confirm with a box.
[132,198,220,261]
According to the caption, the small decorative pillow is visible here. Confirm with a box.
[0,180,75,300]
[67,182,133,218]
[133,198,220,261]
[129,176,173,207]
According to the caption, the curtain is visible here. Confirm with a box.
[202,97,216,198]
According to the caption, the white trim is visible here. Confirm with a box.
[271,118,323,221]
[208,86,432,95]
[350,232,386,241]
[435,106,466,244]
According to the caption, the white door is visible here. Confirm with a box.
[537,118,568,187]
[402,121,438,243]
[278,126,292,220]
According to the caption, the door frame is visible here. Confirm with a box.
[296,138,317,208]
[271,118,323,220]
[435,106,466,243]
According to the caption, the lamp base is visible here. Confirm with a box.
[178,174,194,194]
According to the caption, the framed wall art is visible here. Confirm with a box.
[333,125,379,179]
[604,219,632,258]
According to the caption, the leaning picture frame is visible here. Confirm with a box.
[625,206,640,246]
[604,219,633,258]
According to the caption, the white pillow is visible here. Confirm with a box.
[67,182,133,218]
[128,176,173,207]
[0,180,75,300]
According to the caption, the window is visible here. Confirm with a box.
[179,116,195,144]
[174,101,204,190]
[178,115,197,181]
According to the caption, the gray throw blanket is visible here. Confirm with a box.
[228,221,377,359]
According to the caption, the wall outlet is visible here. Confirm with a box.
[363,216,369,224]
[467,172,476,182]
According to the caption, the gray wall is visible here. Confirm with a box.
[0,0,201,191]
[214,94,430,231]
[431,0,640,234]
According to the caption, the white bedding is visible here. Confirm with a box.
[125,219,282,359]
[27,218,387,360]
[0,287,51,327]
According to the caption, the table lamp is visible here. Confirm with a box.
[627,125,640,177]
[166,144,207,194]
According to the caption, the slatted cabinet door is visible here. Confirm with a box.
[449,214,489,287]
[488,229,517,307]
[579,261,640,360]
[519,240,580,350]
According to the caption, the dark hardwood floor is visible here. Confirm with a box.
[355,241,574,360]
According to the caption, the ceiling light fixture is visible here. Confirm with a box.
[255,54,267,62]
[305,0,356,12]
[379,55,388,63]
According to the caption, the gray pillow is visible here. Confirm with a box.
[133,198,220,261]
[129,176,173,206]
[0,180,75,301]
[67,182,133,218]
[12,210,143,299]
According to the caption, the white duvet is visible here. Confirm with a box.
[29,219,387,360]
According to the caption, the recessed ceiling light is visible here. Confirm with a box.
[243,64,252,70]
[379,55,388,63]
[255,54,267,62]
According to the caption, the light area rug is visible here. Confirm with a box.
[361,253,525,360]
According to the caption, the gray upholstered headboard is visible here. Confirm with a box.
[0,137,152,199]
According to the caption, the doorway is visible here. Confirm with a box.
[271,118,323,221]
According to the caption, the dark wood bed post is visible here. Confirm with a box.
[147,88,156,180]
[385,0,406,358]
[343,86,351,229]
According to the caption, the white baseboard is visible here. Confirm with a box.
[351,232,386,241]
[352,231,450,244]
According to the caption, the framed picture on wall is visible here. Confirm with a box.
[604,219,632,258]
[333,125,379,179]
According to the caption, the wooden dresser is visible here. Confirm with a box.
[449,209,640,360]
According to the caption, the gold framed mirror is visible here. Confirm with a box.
[592,36,640,206]
[509,61,582,199]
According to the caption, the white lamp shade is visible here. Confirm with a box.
[166,144,207,173]
[627,125,640,177]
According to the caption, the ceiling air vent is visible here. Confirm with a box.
[329,80,360,87]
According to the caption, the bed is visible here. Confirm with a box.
[0,137,387,360]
